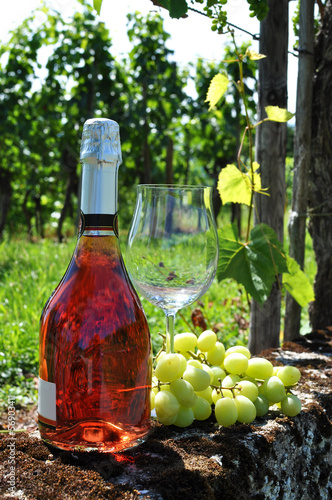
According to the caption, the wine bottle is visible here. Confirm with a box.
[38,118,152,453]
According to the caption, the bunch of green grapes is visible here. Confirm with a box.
[151,330,302,428]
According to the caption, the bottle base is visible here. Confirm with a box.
[39,419,150,453]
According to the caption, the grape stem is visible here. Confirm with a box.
[186,350,207,363]
[211,381,239,394]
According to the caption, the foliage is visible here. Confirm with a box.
[101,0,269,31]
[0,2,261,238]
[0,1,205,238]
[0,237,74,407]
[202,41,314,309]
[124,11,190,185]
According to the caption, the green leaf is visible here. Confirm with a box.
[217,223,288,305]
[283,256,315,307]
[156,0,188,18]
[205,73,229,111]
[245,49,266,60]
[265,106,295,123]
[169,0,188,18]
[217,164,262,206]
[93,0,103,15]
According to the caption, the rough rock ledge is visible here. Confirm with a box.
[0,330,331,500]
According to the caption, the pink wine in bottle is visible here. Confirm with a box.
[38,118,152,452]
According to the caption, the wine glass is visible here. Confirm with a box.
[126,184,219,354]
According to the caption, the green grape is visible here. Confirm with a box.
[187,359,203,369]
[280,394,302,417]
[243,375,258,385]
[155,353,181,383]
[234,380,259,402]
[174,332,197,352]
[152,386,159,396]
[223,374,241,385]
[154,390,179,425]
[212,388,222,404]
[183,365,211,392]
[151,390,155,410]
[258,383,264,395]
[253,394,270,417]
[174,353,188,378]
[169,378,197,407]
[234,395,257,424]
[173,405,195,428]
[197,330,217,352]
[178,351,191,360]
[215,397,238,427]
[221,374,240,399]
[206,341,225,366]
[277,366,301,386]
[245,357,274,380]
[155,350,166,361]
[262,376,286,403]
[210,365,226,385]
[159,384,171,392]
[202,364,214,384]
[224,353,249,375]
[192,396,212,421]
[196,386,213,405]
[225,345,251,360]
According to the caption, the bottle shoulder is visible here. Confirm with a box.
[40,235,144,322]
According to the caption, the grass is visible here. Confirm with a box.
[0,237,75,408]
[0,224,316,410]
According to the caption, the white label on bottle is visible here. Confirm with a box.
[38,377,56,428]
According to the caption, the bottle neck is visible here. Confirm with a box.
[80,158,119,237]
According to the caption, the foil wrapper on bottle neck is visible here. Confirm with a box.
[80,118,121,216]
[80,118,122,167]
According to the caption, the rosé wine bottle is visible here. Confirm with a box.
[38,118,152,453]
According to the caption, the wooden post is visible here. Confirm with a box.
[249,0,288,354]
[284,0,315,340]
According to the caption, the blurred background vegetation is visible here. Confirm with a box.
[0,0,263,241]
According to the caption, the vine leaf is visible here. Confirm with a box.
[283,256,315,307]
[246,49,266,60]
[151,0,188,18]
[205,74,229,110]
[93,0,103,15]
[216,223,316,307]
[217,164,262,206]
[265,106,295,122]
[217,223,287,304]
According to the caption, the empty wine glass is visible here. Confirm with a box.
[126,184,219,354]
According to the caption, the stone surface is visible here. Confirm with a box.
[0,330,331,499]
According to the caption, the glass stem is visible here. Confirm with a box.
[165,312,176,354]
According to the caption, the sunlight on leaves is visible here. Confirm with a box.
[205,73,229,111]
[265,106,295,123]
[217,164,262,206]
[246,49,266,60]
[283,256,315,307]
